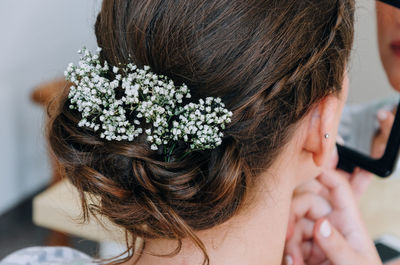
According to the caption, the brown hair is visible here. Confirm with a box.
[48,0,355,264]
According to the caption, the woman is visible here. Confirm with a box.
[377,0,400,92]
[0,0,380,265]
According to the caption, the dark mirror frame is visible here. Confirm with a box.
[337,99,400,177]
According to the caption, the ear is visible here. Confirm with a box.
[303,95,340,167]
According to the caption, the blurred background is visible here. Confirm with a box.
[0,0,396,260]
[0,0,101,258]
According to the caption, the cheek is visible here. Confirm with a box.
[376,9,391,58]
[381,41,400,91]
[386,68,400,91]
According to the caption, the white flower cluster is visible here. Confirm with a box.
[172,98,232,150]
[65,48,233,152]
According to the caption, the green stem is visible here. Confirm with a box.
[167,142,176,162]
[179,151,191,161]
[164,145,167,162]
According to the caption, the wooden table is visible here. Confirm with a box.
[33,177,400,242]
[33,179,125,243]
[360,176,400,239]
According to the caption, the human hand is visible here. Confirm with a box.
[284,188,331,265]
[284,107,396,265]
[371,109,395,158]
[285,147,373,264]
[285,169,382,265]
[340,107,395,199]
[294,146,373,202]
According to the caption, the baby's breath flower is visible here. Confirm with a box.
[66,47,232,154]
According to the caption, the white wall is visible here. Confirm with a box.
[0,0,100,215]
[348,0,396,103]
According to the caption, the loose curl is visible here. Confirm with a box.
[48,0,355,264]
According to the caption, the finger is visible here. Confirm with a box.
[319,260,333,265]
[285,219,315,264]
[294,179,324,196]
[300,241,312,260]
[316,184,330,203]
[336,135,345,146]
[317,170,356,211]
[307,241,329,265]
[299,218,315,241]
[348,168,373,201]
[285,240,304,265]
[318,170,363,237]
[284,249,303,265]
[371,134,387,159]
[294,180,330,203]
[291,193,332,221]
[283,254,295,265]
[318,172,377,255]
[377,109,394,138]
[372,109,395,158]
[313,219,359,265]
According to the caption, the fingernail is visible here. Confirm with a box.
[320,220,331,238]
[336,135,345,145]
[285,255,293,265]
[378,109,388,121]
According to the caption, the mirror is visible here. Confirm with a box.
[337,0,400,177]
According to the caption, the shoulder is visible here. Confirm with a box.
[0,246,95,265]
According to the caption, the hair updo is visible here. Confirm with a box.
[48,0,355,264]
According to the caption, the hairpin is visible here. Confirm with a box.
[65,48,233,155]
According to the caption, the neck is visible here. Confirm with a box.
[130,168,295,265]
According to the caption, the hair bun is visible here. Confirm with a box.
[48,0,355,264]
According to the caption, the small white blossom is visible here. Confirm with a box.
[151,144,158,150]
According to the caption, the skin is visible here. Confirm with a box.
[285,110,395,265]
[118,74,348,265]
[282,4,400,264]
[284,156,383,265]
[376,1,400,91]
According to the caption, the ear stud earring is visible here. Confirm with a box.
[324,134,329,139]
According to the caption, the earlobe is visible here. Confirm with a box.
[303,95,340,167]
